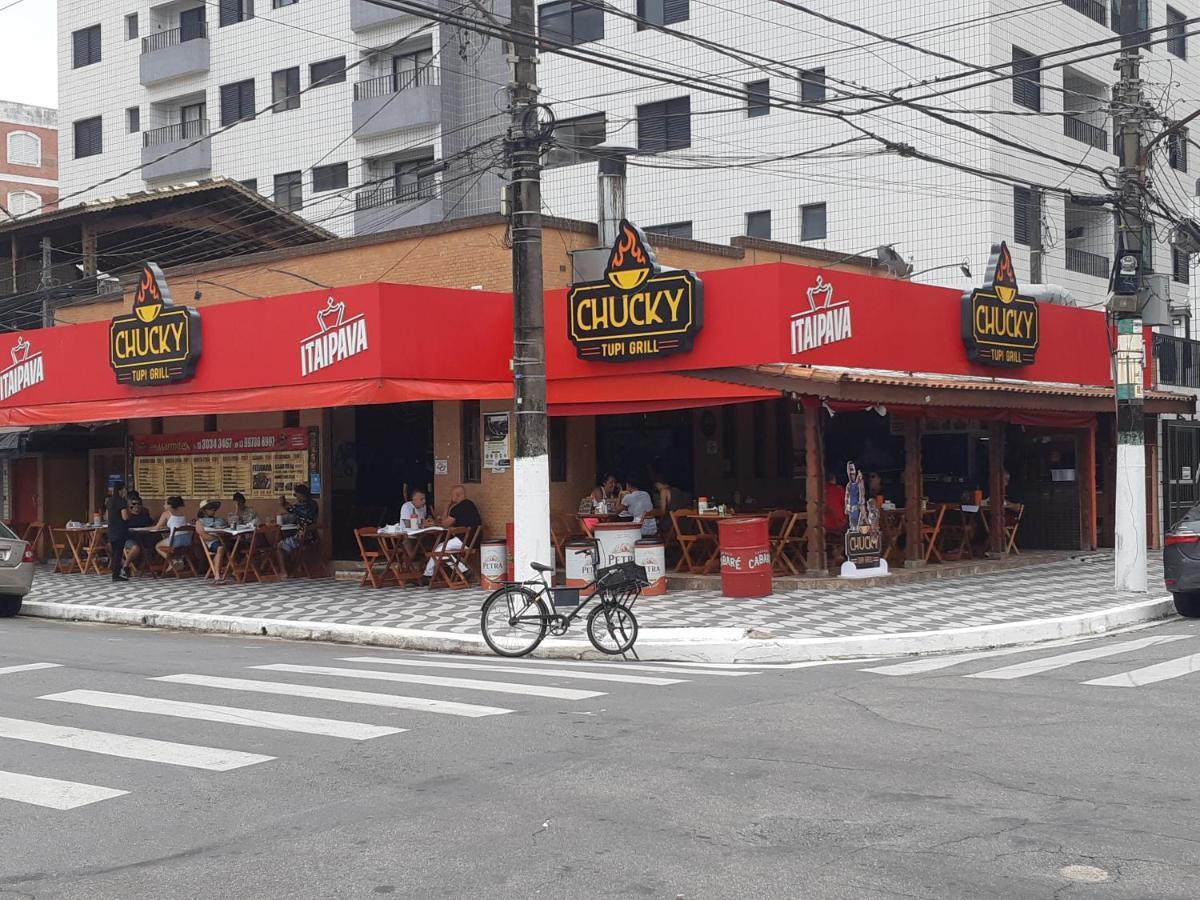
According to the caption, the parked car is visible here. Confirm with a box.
[0,521,35,617]
[1164,505,1200,617]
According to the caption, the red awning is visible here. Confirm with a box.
[547,373,776,416]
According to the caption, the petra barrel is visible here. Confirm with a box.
[564,538,596,595]
[718,516,772,598]
[634,538,667,596]
[479,539,507,590]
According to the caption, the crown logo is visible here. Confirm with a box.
[316,297,346,333]
[806,276,834,311]
[9,337,30,366]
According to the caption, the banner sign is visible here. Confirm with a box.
[568,220,703,361]
[131,429,310,501]
[843,461,882,568]
[110,262,202,386]
[961,242,1039,367]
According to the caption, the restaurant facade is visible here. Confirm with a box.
[0,213,1191,574]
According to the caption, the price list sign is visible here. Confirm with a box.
[131,430,311,502]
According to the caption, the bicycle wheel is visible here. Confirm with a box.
[481,586,550,657]
[586,602,639,655]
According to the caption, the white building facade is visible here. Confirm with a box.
[56,0,510,237]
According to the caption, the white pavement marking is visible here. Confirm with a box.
[966,635,1192,681]
[0,770,128,810]
[152,674,511,717]
[0,663,61,676]
[250,664,605,701]
[862,642,1090,676]
[1083,652,1200,687]
[41,690,405,741]
[0,715,272,771]
[415,653,755,677]
[339,657,686,686]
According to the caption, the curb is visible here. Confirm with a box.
[19,594,1177,663]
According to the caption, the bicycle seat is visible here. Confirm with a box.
[530,561,554,574]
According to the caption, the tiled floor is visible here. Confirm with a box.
[22,553,1163,639]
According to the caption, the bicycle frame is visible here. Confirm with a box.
[504,565,633,628]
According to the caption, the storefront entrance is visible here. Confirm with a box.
[1163,419,1200,531]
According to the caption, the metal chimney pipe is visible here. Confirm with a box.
[597,151,628,248]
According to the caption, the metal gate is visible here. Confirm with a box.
[1163,419,1200,530]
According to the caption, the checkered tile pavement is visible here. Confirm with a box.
[21,553,1162,638]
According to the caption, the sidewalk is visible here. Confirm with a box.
[19,553,1173,662]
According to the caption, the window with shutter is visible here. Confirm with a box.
[1012,46,1041,111]
[641,95,690,151]
[6,191,40,217]
[1170,129,1189,172]
[6,131,40,167]
[220,79,256,126]
[313,163,349,192]
[1013,186,1036,244]
[637,0,688,26]
[1173,247,1191,284]
[72,25,101,68]
[219,0,253,26]
[746,80,769,117]
[73,117,103,159]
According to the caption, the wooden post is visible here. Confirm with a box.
[81,222,97,278]
[1077,419,1097,551]
[8,234,17,294]
[903,417,922,565]
[803,398,825,573]
[988,421,1005,555]
[1146,415,1161,551]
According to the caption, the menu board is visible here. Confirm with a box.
[191,458,221,499]
[161,456,193,498]
[133,457,165,497]
[221,455,251,497]
[272,451,307,494]
[131,429,312,501]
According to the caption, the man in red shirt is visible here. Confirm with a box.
[823,470,848,535]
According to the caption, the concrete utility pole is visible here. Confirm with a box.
[39,237,53,328]
[1109,7,1150,593]
[508,0,552,580]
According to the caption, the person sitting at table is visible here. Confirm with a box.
[399,490,433,527]
[589,473,620,509]
[154,496,191,564]
[619,474,658,537]
[274,483,319,579]
[227,492,259,527]
[194,500,229,577]
[121,492,155,573]
[107,481,130,582]
[652,473,692,521]
[422,484,481,582]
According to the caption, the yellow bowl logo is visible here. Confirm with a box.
[608,267,650,290]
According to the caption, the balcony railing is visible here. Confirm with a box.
[355,178,436,210]
[1063,115,1108,151]
[141,22,207,54]
[1065,246,1111,278]
[353,65,439,101]
[1062,0,1105,27]
[143,119,209,148]
[1155,333,1200,389]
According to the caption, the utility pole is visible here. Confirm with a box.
[39,237,53,328]
[508,0,552,579]
[1109,5,1150,593]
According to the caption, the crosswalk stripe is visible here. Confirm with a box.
[0,770,127,810]
[0,663,61,677]
[250,664,605,701]
[1082,652,1200,688]
[0,715,272,771]
[862,642,1088,677]
[417,653,754,677]
[152,674,511,718]
[966,635,1192,681]
[40,690,405,741]
[339,657,685,686]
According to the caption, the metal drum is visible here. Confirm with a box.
[479,539,507,590]
[564,538,596,595]
[718,517,772,598]
[593,522,641,569]
[634,539,667,596]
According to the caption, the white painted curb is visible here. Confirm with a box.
[19,594,1177,663]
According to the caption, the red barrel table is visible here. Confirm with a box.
[718,517,772,598]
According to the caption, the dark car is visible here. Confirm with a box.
[1164,505,1200,617]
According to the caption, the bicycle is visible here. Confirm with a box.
[479,551,648,658]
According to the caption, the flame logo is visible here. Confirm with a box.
[607,221,652,290]
[133,265,164,323]
[992,242,1018,303]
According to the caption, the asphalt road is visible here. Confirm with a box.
[1,616,1198,899]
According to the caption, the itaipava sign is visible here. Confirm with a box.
[568,220,703,361]
[961,241,1039,367]
[110,262,201,386]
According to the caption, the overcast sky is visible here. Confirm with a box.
[0,0,57,109]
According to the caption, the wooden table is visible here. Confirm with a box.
[57,526,107,575]
[376,526,445,585]
[208,526,259,581]
[675,512,736,574]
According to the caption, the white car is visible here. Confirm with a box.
[0,521,36,617]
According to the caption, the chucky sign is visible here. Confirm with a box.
[110,263,202,386]
[568,220,703,361]
[961,241,1039,367]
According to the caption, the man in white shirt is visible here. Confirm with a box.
[619,475,658,537]
[399,490,432,527]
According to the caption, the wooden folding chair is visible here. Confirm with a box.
[768,510,795,575]
[20,522,46,562]
[163,526,200,578]
[245,525,282,582]
[773,512,808,575]
[550,513,582,567]
[51,528,79,574]
[670,510,716,574]
[921,504,948,564]
[355,527,392,588]
[81,528,111,576]
[196,529,223,581]
[428,526,473,589]
[292,525,323,578]
[1004,502,1025,554]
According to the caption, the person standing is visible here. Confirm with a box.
[107,482,130,581]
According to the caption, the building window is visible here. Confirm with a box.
[461,401,481,484]
[800,202,826,241]
[646,221,692,239]
[1167,6,1187,58]
[545,112,606,167]
[273,0,299,6]
[1063,0,1105,27]
[539,0,604,47]
[273,171,303,212]
[1012,46,1041,111]
[125,13,138,39]
[126,106,140,133]
[6,131,40,167]
[219,0,254,27]
[799,68,826,102]
[1169,128,1188,172]
[1172,247,1190,284]
[72,24,102,68]
[549,417,567,482]
[312,162,348,192]
[392,48,435,90]
[239,178,258,192]
[6,191,40,217]
[746,79,769,117]
[310,56,346,87]
[745,210,771,239]
[637,96,691,152]
[220,79,256,126]
[73,116,103,159]
[1013,185,1042,245]
[637,0,688,27]
[271,67,300,112]
[1111,0,1149,43]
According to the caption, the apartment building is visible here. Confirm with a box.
[0,100,58,220]
[56,0,509,237]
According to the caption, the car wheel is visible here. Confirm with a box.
[0,595,21,618]
[1173,592,1200,618]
